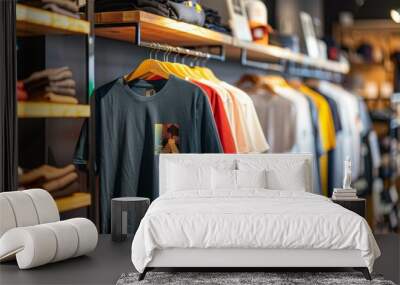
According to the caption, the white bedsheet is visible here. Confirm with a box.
[131,190,380,273]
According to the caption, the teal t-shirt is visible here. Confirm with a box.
[74,75,222,233]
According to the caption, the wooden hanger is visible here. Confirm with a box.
[124,58,171,82]
[125,46,180,82]
[236,74,276,94]
[236,74,262,88]
[261,75,288,87]
[288,78,303,89]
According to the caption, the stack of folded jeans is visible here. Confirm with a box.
[19,164,81,199]
[203,6,231,34]
[23,67,78,104]
[20,0,80,18]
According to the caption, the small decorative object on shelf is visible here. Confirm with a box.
[111,197,150,242]
[342,156,352,190]
[332,157,358,200]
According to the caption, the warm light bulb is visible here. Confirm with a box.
[391,9,400,23]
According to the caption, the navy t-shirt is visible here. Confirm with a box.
[74,76,222,232]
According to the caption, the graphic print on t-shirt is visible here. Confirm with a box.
[154,123,180,154]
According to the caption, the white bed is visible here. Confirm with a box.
[131,154,380,280]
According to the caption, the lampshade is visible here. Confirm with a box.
[391,9,400,23]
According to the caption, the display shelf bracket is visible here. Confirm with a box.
[240,49,285,73]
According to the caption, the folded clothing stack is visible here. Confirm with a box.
[17,81,28,101]
[19,164,80,199]
[203,6,231,34]
[94,0,205,27]
[23,67,78,104]
[94,0,171,17]
[20,0,80,18]
[332,188,358,200]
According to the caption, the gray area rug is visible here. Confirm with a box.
[116,272,396,285]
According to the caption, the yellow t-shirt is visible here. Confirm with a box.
[299,85,336,196]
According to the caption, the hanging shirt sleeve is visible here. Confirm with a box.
[196,88,224,153]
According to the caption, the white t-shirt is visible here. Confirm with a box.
[318,81,362,181]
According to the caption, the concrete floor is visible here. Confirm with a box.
[0,234,398,285]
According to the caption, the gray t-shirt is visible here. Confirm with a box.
[74,76,222,232]
[248,89,297,153]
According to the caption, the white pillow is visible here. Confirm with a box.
[236,169,267,189]
[167,163,212,191]
[212,168,237,190]
[266,167,306,191]
[238,159,308,191]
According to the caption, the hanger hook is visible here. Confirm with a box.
[165,46,169,62]
[150,42,156,59]
[168,46,173,62]
[153,43,158,60]
[162,45,166,62]
[173,49,179,63]
[195,52,202,67]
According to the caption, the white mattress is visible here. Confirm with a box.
[131,190,380,273]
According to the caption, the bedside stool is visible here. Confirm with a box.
[331,198,366,218]
[111,197,150,242]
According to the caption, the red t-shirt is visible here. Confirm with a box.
[192,80,237,153]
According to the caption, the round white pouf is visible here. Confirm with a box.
[0,191,39,227]
[24,189,60,224]
[0,196,17,237]
[0,218,98,269]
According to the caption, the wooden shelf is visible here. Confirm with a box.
[16,4,90,36]
[95,10,349,74]
[55,192,91,213]
[18,102,90,118]
[95,10,232,46]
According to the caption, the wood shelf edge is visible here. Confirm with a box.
[55,192,91,213]
[95,10,233,45]
[17,3,90,35]
[17,102,91,118]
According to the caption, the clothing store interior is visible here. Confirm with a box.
[1,0,400,284]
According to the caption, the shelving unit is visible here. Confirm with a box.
[334,20,399,110]
[16,3,90,36]
[15,3,95,219]
[17,102,90,118]
[55,192,91,213]
[334,20,400,233]
[95,10,349,75]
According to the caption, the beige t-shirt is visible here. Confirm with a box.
[222,82,270,153]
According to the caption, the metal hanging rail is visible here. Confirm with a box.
[140,42,213,60]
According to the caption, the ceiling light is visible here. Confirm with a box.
[391,9,400,23]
